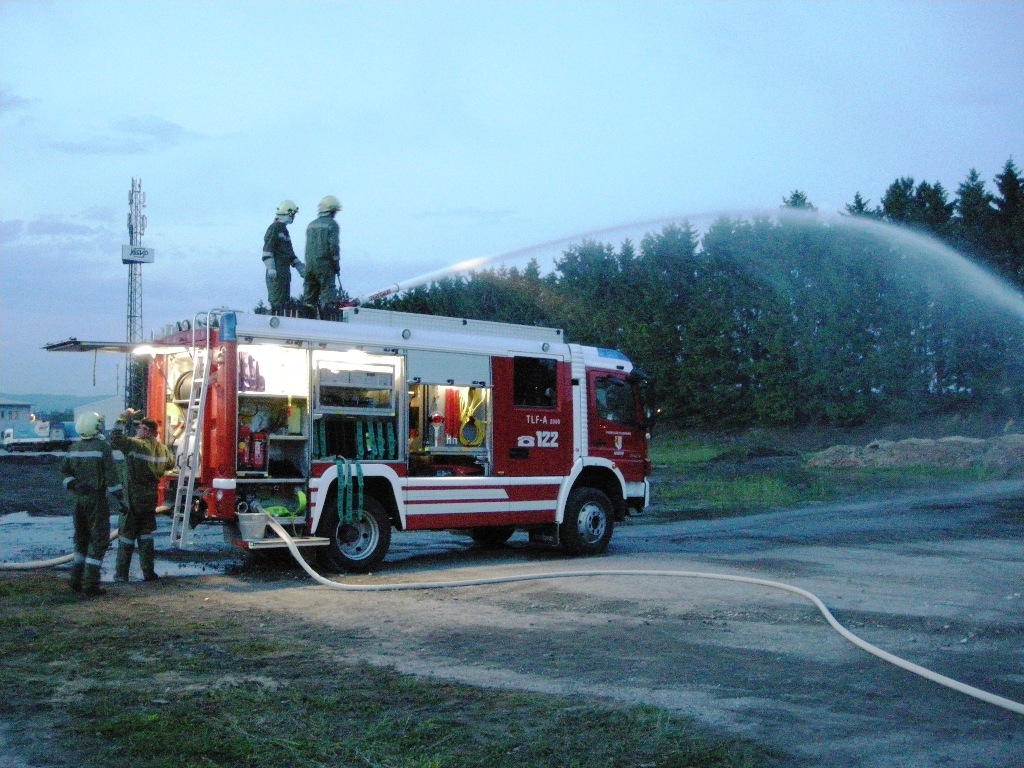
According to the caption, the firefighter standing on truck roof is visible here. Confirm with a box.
[262,199,305,313]
[110,410,176,583]
[60,412,123,596]
[304,195,342,316]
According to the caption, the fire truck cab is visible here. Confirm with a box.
[147,307,652,572]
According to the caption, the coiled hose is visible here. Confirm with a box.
[265,515,1024,716]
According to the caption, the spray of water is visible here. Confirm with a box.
[356,213,699,303]
[777,208,1024,324]
[359,208,1024,327]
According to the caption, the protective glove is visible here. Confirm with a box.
[293,259,306,278]
[66,478,78,492]
[263,255,277,279]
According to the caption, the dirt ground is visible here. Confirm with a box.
[2,454,1022,767]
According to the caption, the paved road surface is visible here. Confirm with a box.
[232,481,1024,767]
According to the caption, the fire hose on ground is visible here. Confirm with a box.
[0,529,119,571]
[263,514,1024,717]
[2,514,1020,717]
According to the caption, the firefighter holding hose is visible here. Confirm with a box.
[303,194,343,316]
[262,199,305,313]
[60,412,123,596]
[110,410,176,582]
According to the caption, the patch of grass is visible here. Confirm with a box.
[650,439,730,470]
[0,572,780,768]
[678,477,803,508]
[645,431,1003,521]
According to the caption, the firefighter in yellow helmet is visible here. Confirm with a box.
[60,412,123,596]
[303,195,342,316]
[262,200,306,313]
[110,410,176,582]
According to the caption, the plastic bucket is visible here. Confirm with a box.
[236,512,269,541]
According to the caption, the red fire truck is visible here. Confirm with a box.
[56,307,653,572]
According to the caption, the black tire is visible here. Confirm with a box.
[468,526,515,548]
[320,494,392,574]
[559,487,614,555]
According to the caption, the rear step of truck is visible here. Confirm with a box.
[243,536,331,550]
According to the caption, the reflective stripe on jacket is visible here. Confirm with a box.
[60,438,121,495]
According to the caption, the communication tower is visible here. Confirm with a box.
[123,178,155,408]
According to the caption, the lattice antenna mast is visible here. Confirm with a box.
[125,178,147,406]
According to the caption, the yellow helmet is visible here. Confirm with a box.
[75,412,105,439]
[276,199,299,216]
[317,195,342,214]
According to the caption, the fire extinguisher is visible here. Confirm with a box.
[251,431,268,470]
[238,426,252,469]
[430,413,445,447]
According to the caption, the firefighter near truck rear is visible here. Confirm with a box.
[149,306,652,572]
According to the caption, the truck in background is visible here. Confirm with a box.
[1,419,75,452]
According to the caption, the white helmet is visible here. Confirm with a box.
[276,199,299,216]
[317,195,342,214]
[75,412,105,439]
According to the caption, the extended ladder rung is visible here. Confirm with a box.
[169,320,217,550]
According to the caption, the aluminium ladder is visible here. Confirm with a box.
[169,311,219,549]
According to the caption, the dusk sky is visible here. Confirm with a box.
[1,0,1022,398]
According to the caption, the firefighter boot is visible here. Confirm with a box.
[82,562,107,597]
[114,540,134,582]
[69,554,85,593]
[138,536,159,582]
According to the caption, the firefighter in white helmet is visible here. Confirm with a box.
[110,410,176,583]
[262,199,306,313]
[303,195,342,316]
[60,412,123,596]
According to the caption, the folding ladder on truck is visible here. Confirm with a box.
[169,310,221,549]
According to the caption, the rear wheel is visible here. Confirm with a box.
[560,488,614,555]
[320,494,391,573]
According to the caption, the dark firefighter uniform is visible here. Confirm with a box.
[303,211,341,312]
[262,217,301,312]
[60,434,123,595]
[110,416,176,581]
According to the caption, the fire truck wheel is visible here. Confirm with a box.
[321,495,392,574]
[560,487,614,556]
[468,526,515,548]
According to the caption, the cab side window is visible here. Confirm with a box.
[513,357,557,408]
[595,376,638,427]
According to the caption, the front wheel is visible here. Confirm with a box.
[320,494,392,574]
[559,488,614,556]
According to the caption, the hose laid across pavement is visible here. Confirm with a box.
[265,515,1024,717]
[0,529,119,571]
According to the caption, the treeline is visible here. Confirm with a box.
[376,159,1024,428]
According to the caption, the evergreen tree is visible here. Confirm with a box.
[881,177,917,223]
[881,177,953,235]
[993,158,1024,282]
[632,224,701,420]
[915,181,955,235]
[549,239,623,347]
[952,168,997,271]
[783,190,816,210]
[844,193,880,218]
